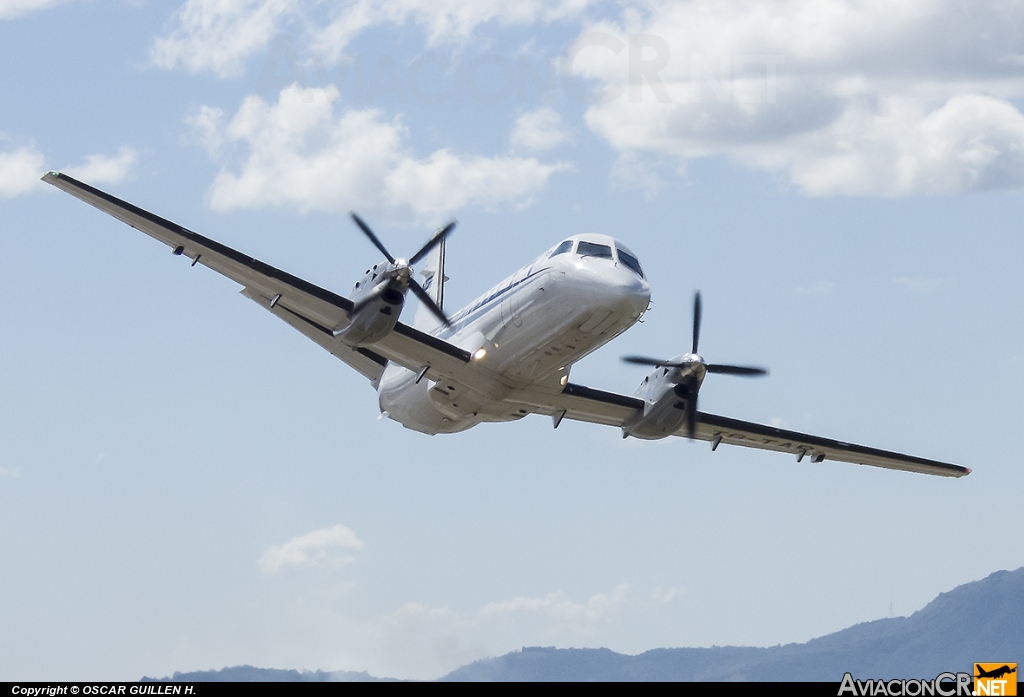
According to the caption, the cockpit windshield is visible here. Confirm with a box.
[551,239,643,277]
[616,247,644,277]
[577,241,613,259]
[549,240,574,258]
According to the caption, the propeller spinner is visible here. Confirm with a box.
[622,292,768,439]
[349,212,456,327]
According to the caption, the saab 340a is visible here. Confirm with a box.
[41,172,969,478]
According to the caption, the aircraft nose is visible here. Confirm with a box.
[598,264,651,314]
[556,255,651,319]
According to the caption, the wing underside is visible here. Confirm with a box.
[546,383,969,478]
[42,171,472,386]
[689,412,969,477]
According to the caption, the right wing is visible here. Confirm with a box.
[43,171,387,384]
[42,172,482,388]
[526,381,969,478]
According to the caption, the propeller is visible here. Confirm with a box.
[622,356,768,376]
[349,212,456,326]
[622,291,768,438]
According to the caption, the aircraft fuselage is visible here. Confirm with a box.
[377,234,651,434]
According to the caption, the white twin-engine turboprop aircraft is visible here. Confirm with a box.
[42,171,970,478]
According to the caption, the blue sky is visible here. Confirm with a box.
[2,0,1023,681]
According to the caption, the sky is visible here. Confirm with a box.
[1,0,1023,682]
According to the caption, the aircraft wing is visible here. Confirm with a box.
[517,382,645,427]
[42,172,474,386]
[688,412,969,478]
[544,382,969,478]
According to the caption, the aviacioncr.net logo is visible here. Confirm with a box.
[839,672,973,696]
[974,663,1017,696]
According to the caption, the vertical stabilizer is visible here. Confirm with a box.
[413,236,447,331]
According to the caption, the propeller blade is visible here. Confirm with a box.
[692,291,702,355]
[622,356,686,368]
[687,393,698,439]
[349,280,391,315]
[409,221,457,266]
[409,278,451,327]
[350,212,396,264]
[706,364,768,377]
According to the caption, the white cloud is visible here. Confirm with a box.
[0,0,61,20]
[511,107,570,152]
[0,145,45,198]
[0,143,137,198]
[351,584,629,679]
[479,585,628,627]
[188,105,228,155]
[193,84,568,219]
[774,94,1024,196]
[151,0,297,78]
[258,523,364,572]
[570,0,1024,196]
[313,0,590,63]
[152,0,591,77]
[0,465,19,478]
[64,146,138,185]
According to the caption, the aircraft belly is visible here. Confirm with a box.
[377,365,478,434]
[495,302,586,380]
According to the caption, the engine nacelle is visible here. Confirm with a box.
[622,394,692,440]
[336,282,405,346]
[621,363,702,440]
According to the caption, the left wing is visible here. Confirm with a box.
[688,412,969,478]
[529,382,969,478]
[42,172,474,386]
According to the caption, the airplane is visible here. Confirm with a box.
[41,171,970,478]
[976,665,1017,680]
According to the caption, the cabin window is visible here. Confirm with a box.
[549,240,574,258]
[617,248,644,277]
[577,241,613,259]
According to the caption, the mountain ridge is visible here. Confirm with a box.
[145,566,1023,682]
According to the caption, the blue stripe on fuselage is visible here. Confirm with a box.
[442,267,549,332]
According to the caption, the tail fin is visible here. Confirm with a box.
[413,235,447,331]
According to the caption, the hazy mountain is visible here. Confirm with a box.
[145,566,1022,681]
[142,666,393,682]
[442,567,1024,681]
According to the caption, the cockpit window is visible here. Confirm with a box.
[617,248,644,277]
[577,241,613,259]
[549,240,574,258]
